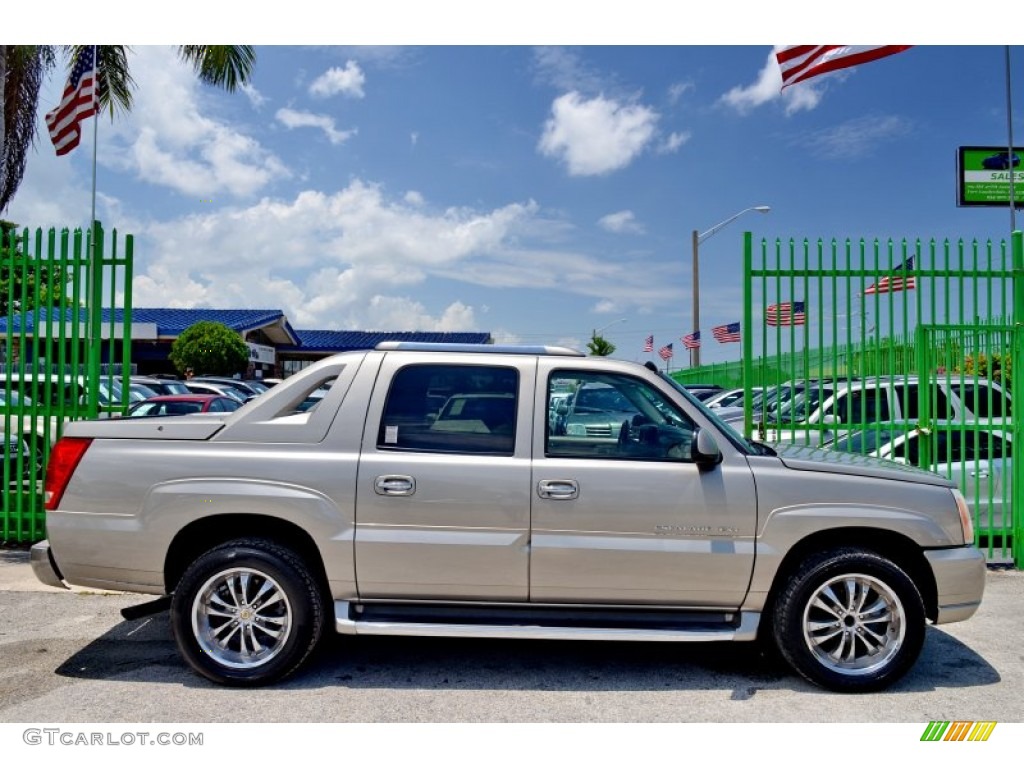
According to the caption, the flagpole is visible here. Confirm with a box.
[1006,45,1017,232]
[86,45,101,408]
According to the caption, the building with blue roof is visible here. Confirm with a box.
[0,307,492,378]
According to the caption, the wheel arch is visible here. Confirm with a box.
[164,514,330,599]
[760,527,938,629]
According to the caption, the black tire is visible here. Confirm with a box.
[170,538,325,687]
[772,548,925,693]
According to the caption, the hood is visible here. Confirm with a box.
[771,443,955,487]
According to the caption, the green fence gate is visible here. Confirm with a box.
[0,222,134,544]
[735,230,1023,564]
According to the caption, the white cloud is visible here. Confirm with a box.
[798,115,913,159]
[276,107,358,145]
[309,61,366,98]
[240,83,268,109]
[667,81,695,105]
[659,131,690,154]
[98,47,289,198]
[127,179,681,329]
[538,91,658,176]
[598,210,644,234]
[719,49,825,116]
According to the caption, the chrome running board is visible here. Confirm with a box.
[334,600,760,642]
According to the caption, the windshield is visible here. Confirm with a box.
[656,371,765,455]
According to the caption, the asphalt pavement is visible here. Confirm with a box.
[1,545,1023,723]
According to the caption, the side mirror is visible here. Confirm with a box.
[691,428,722,468]
[820,414,838,426]
[555,401,569,415]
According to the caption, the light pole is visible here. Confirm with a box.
[691,206,771,367]
[589,318,626,356]
[592,317,627,337]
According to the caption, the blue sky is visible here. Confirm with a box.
[6,11,1020,365]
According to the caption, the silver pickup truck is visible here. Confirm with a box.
[32,342,985,691]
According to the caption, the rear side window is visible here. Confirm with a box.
[950,382,1011,419]
[378,364,518,455]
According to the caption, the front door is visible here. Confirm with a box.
[530,364,757,607]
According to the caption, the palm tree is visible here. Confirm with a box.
[0,45,255,212]
[587,334,617,357]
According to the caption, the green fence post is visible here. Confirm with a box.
[1012,230,1023,567]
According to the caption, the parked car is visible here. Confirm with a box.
[129,383,159,402]
[185,381,253,404]
[682,384,725,402]
[192,376,267,399]
[704,386,766,410]
[552,381,639,437]
[726,376,1011,446]
[824,424,1012,532]
[33,342,985,692]
[126,394,243,418]
[131,376,192,397]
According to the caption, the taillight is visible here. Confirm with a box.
[44,437,93,510]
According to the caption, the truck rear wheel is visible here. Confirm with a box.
[772,548,925,692]
[171,538,324,686]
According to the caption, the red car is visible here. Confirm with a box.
[126,394,242,418]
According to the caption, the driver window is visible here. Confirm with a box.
[546,371,696,461]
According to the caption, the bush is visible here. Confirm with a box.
[169,321,249,377]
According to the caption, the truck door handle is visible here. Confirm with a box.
[374,475,416,496]
[537,479,579,500]
[970,470,989,479]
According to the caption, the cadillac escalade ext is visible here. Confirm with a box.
[32,342,985,691]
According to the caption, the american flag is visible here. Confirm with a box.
[681,331,700,350]
[658,343,674,361]
[864,256,917,295]
[46,47,98,156]
[643,334,654,352]
[766,301,807,327]
[776,46,912,89]
[713,322,741,343]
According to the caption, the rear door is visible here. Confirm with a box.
[354,353,534,601]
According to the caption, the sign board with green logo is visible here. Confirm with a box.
[957,146,1024,207]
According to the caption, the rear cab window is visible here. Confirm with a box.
[377,364,519,455]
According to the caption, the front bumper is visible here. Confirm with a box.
[30,540,68,590]
[925,546,986,624]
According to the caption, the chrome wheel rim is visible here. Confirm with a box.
[802,573,906,676]
[192,567,293,670]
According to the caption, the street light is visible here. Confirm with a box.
[691,206,771,367]
[593,318,627,337]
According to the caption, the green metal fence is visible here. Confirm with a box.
[0,222,134,543]
[675,231,1023,566]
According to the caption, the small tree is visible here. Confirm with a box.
[587,333,616,357]
[169,321,249,377]
[0,220,76,315]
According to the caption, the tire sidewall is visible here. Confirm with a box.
[774,549,925,693]
[171,540,322,687]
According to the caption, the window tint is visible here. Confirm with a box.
[895,383,952,420]
[378,364,518,455]
[951,383,1010,418]
[830,388,891,423]
[546,371,696,461]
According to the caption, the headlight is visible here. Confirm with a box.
[952,488,974,544]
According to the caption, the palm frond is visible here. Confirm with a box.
[178,46,255,92]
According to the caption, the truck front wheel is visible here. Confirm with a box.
[772,548,926,692]
[170,538,324,686]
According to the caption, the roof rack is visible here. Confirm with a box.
[374,341,585,357]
